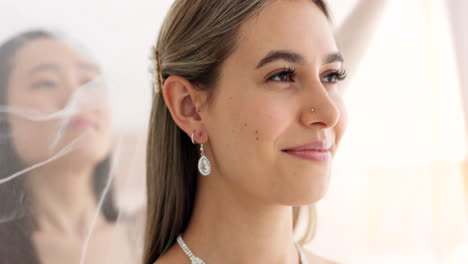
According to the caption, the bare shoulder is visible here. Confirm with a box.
[153,243,189,264]
[303,249,340,264]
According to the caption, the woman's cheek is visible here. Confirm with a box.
[13,95,60,114]
[240,97,292,145]
[334,97,348,147]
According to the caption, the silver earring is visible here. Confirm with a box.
[192,131,211,176]
[198,143,211,176]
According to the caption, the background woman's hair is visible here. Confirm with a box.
[0,29,118,264]
[144,0,331,263]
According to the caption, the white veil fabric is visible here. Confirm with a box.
[0,0,166,263]
[0,30,147,264]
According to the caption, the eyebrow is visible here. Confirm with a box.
[28,63,59,74]
[255,50,344,69]
[324,52,344,64]
[28,62,100,75]
[78,63,100,72]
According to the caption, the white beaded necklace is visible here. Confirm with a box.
[176,234,309,264]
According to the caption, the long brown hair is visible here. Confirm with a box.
[144,1,331,263]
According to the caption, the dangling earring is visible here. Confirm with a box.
[191,131,211,176]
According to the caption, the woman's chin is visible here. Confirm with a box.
[50,137,112,167]
[279,175,331,206]
[285,191,328,206]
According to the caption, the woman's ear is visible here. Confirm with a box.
[162,75,206,141]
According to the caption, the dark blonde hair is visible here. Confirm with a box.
[144,1,330,263]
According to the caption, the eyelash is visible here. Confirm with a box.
[267,66,297,82]
[32,80,58,89]
[322,68,347,84]
[267,67,347,84]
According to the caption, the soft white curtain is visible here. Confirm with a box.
[446,0,468,139]
[307,0,468,263]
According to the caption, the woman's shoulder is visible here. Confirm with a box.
[153,243,189,264]
[303,249,341,264]
[106,207,146,261]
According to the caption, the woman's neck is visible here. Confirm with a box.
[26,162,106,239]
[181,172,300,264]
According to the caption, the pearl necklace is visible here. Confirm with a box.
[176,235,309,264]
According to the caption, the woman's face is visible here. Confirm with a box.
[6,38,112,167]
[202,0,347,205]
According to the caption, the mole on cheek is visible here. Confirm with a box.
[255,130,259,141]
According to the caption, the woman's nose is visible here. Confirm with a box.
[300,81,340,129]
[60,78,86,110]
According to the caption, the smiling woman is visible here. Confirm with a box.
[144,0,346,263]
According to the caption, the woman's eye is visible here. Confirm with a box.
[32,80,58,89]
[321,69,347,84]
[321,73,338,83]
[267,68,296,82]
[80,79,93,86]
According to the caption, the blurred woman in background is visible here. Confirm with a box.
[0,30,136,263]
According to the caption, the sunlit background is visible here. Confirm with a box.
[0,0,466,263]
[315,0,468,263]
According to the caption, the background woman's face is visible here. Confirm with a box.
[6,38,112,167]
[202,0,347,205]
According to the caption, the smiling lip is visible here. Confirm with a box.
[282,140,332,162]
[68,116,96,130]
